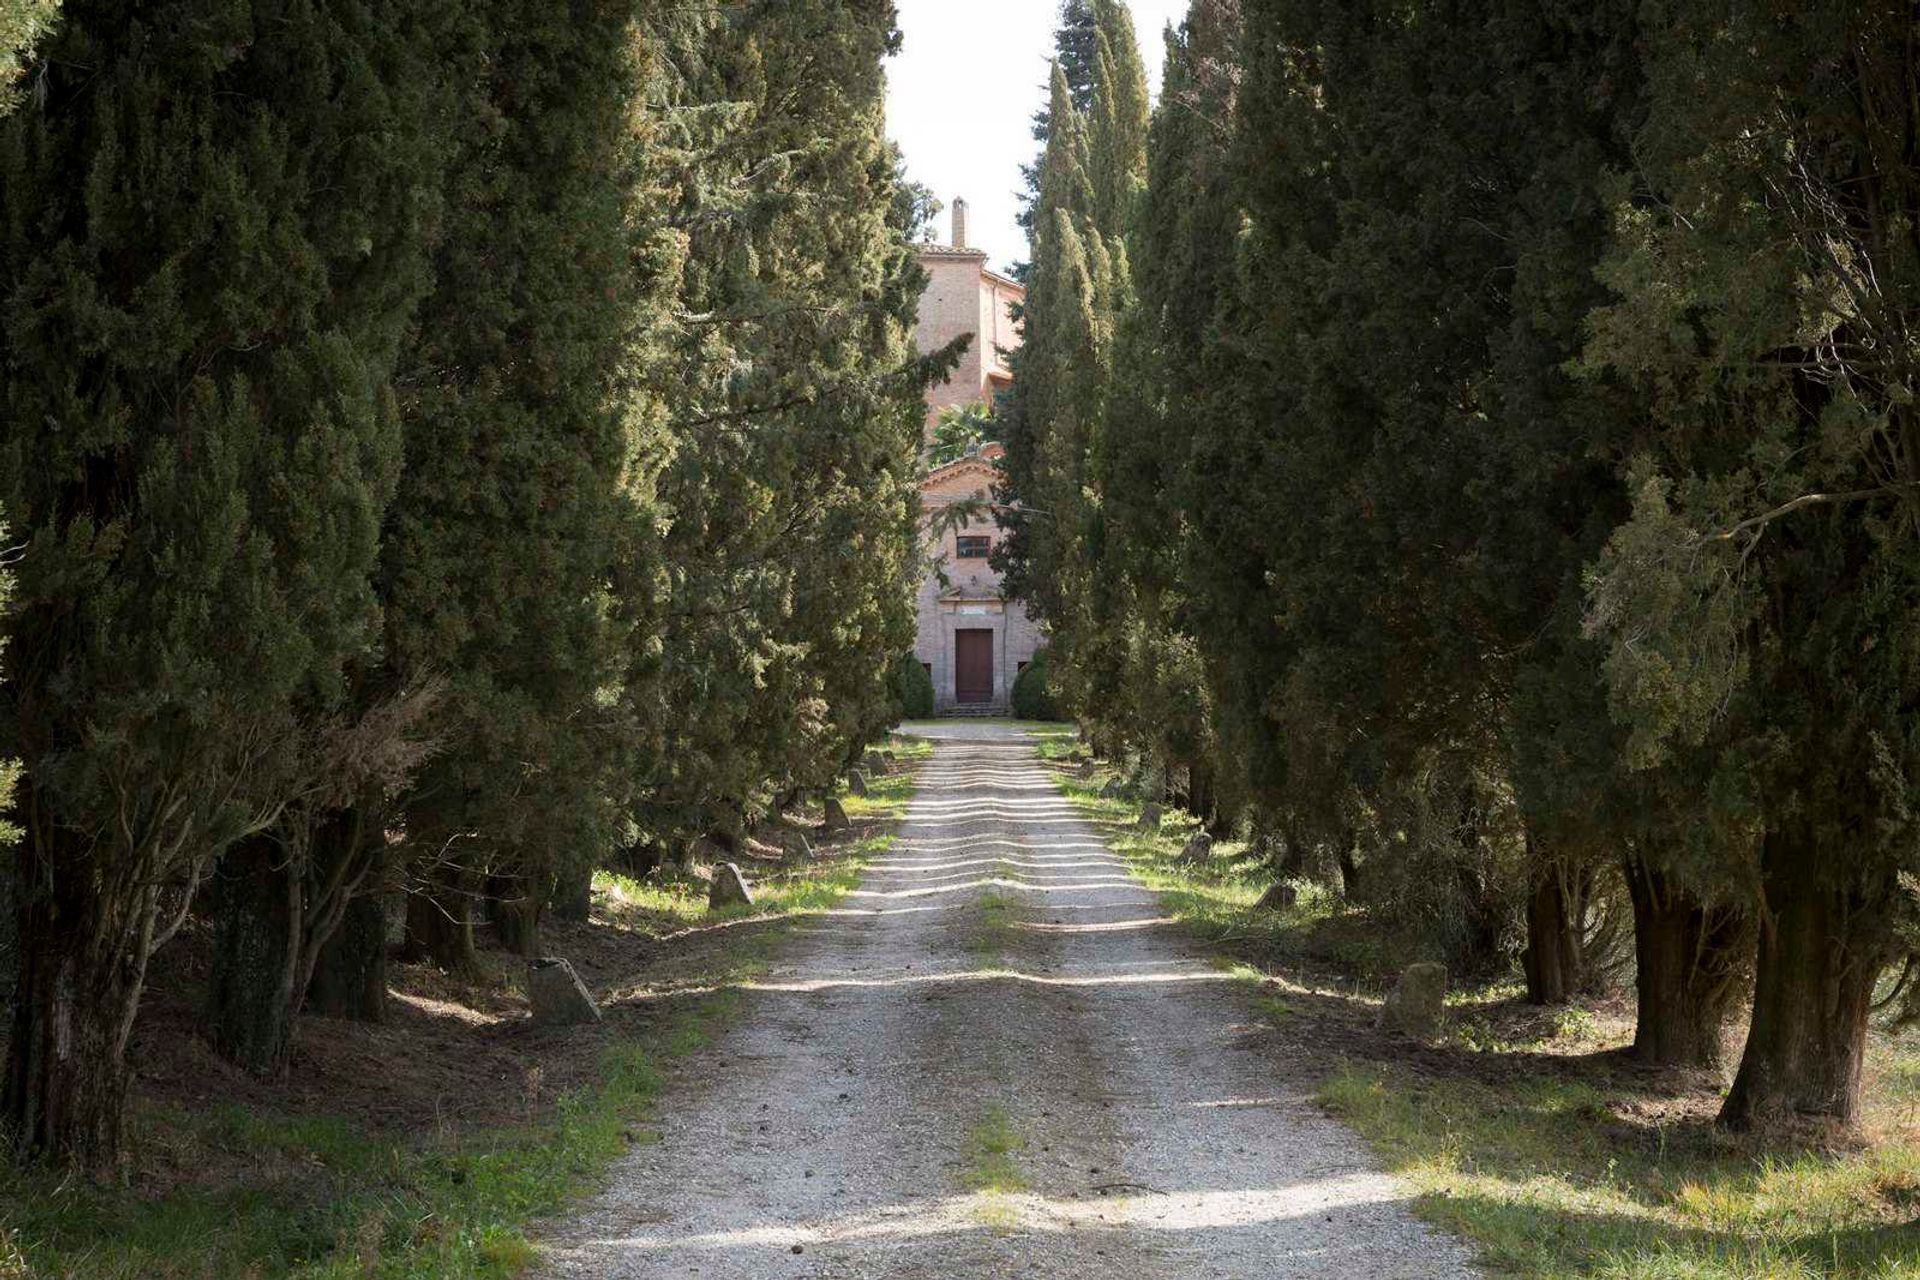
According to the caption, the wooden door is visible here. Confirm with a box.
[954,629,994,704]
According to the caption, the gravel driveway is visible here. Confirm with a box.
[539,721,1478,1278]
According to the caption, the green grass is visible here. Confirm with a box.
[961,1104,1029,1194]
[0,1006,712,1280]
[1319,1064,1920,1279]
[0,742,929,1280]
[961,1103,1029,1234]
[970,889,1016,964]
[1051,751,1920,1280]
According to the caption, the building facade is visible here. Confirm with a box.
[913,199,1024,434]
[910,202,1045,714]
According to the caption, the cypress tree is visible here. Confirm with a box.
[382,0,664,976]
[628,0,925,858]
[1000,13,1149,727]
[0,0,444,1167]
[1582,0,1920,1129]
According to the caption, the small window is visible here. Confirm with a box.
[956,535,991,559]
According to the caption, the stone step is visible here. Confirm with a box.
[940,703,1007,718]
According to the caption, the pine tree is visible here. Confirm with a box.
[0,0,444,1168]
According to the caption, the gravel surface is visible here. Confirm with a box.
[539,721,1479,1279]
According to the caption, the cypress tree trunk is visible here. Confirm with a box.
[307,894,388,1023]
[1720,827,1887,1131]
[1337,843,1361,898]
[1522,858,1585,1005]
[4,831,147,1173]
[1624,855,1748,1068]
[488,872,542,958]
[549,866,592,924]
[206,839,302,1076]
[402,866,481,977]
[1187,760,1212,824]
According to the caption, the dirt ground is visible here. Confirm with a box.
[537,721,1477,1279]
[89,802,894,1195]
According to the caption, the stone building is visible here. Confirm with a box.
[910,201,1044,714]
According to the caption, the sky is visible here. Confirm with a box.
[885,0,1191,276]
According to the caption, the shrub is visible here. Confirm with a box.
[889,652,935,721]
[1012,649,1062,721]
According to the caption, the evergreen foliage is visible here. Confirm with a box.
[1005,0,1920,1131]
[0,0,447,1167]
[0,0,52,110]
[1011,649,1061,722]
[889,652,936,721]
[0,0,928,1172]
[379,0,668,977]
[627,0,925,859]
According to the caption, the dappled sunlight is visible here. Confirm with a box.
[880,837,1114,854]
[845,876,1157,899]
[559,1172,1416,1256]
[895,816,1101,829]
[1013,915,1177,933]
[740,964,1229,993]
[863,856,1128,874]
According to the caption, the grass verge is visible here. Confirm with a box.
[0,741,928,1280]
[1048,752,1920,1280]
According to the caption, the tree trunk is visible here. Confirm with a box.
[1624,855,1749,1069]
[306,893,388,1022]
[620,840,666,879]
[1337,843,1361,898]
[206,838,301,1076]
[4,830,150,1173]
[1720,826,1890,1131]
[1522,859,1584,1005]
[549,864,593,924]
[402,865,481,976]
[488,872,542,958]
[1187,761,1212,825]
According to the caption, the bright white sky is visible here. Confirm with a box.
[885,0,1190,275]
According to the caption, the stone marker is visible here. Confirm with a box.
[708,862,754,910]
[1179,831,1213,864]
[784,829,813,860]
[1377,962,1448,1038]
[1137,802,1162,833]
[1100,778,1124,799]
[823,796,850,832]
[1254,880,1299,911]
[528,957,601,1028]
[862,751,886,773]
[848,769,869,797]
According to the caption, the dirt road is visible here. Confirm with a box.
[540,722,1476,1279]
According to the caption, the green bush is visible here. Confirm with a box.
[889,652,935,721]
[1012,649,1062,721]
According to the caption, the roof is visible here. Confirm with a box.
[919,457,999,492]
[916,245,1028,298]
[917,242,988,260]
[982,266,1025,294]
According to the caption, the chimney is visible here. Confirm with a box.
[952,197,969,250]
